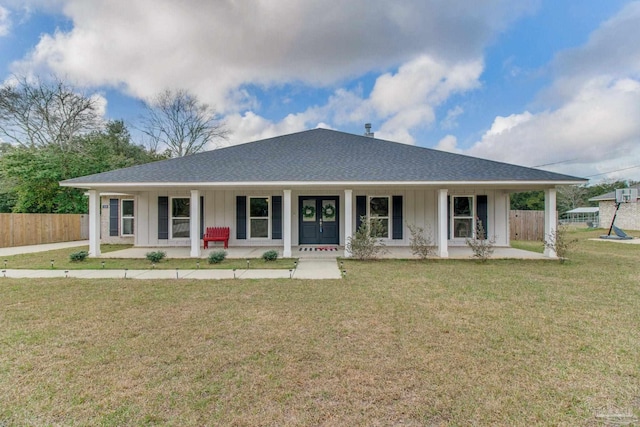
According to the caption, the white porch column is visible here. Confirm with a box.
[544,187,557,258]
[344,189,353,258]
[283,189,292,257]
[437,189,449,258]
[88,190,101,257]
[190,189,201,258]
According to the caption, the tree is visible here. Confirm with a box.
[140,89,228,157]
[0,142,17,212]
[0,75,102,150]
[557,184,588,214]
[510,191,545,210]
[0,121,164,213]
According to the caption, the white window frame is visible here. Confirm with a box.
[451,195,475,240]
[170,197,190,239]
[121,199,135,236]
[248,196,271,239]
[368,195,391,239]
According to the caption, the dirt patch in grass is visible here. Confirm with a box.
[0,231,639,425]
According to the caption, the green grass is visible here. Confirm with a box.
[0,230,639,425]
[1,244,297,270]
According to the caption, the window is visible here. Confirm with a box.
[249,197,269,238]
[121,199,134,236]
[452,196,474,238]
[171,197,190,238]
[369,196,389,238]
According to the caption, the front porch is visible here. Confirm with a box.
[99,245,546,260]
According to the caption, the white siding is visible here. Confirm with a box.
[124,186,513,248]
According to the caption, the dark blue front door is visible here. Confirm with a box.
[299,196,339,245]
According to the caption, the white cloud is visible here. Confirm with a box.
[0,6,10,36]
[436,135,460,153]
[465,2,640,182]
[10,0,530,115]
[222,110,326,148]
[441,105,464,130]
[545,1,640,103]
[315,55,482,144]
[468,77,640,179]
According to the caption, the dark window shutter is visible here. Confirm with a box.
[447,195,451,240]
[356,196,366,230]
[109,199,119,236]
[477,195,488,236]
[272,196,282,239]
[158,196,169,240]
[392,195,403,240]
[236,196,247,240]
[200,196,204,239]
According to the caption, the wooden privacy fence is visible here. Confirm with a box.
[510,210,546,241]
[0,213,89,248]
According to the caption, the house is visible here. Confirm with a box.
[589,184,640,231]
[561,207,599,228]
[60,128,586,258]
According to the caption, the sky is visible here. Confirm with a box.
[0,0,639,183]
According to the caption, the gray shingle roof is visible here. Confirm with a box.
[589,184,640,201]
[61,128,585,186]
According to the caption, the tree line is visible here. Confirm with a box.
[511,181,639,215]
[0,75,227,214]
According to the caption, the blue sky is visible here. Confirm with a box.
[1,0,639,183]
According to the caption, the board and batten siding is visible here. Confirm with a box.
[131,188,510,247]
[100,196,135,245]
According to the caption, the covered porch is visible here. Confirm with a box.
[86,186,560,260]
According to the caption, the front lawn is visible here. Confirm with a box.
[0,230,638,425]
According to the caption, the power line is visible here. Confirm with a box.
[585,164,640,178]
[531,158,579,167]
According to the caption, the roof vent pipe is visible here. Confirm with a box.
[364,123,374,138]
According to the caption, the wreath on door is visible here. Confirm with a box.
[322,204,336,219]
[302,205,316,219]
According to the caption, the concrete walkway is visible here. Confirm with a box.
[1,258,343,281]
[0,240,89,257]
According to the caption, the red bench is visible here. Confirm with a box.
[203,226,230,249]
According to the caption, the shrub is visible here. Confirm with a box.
[69,250,88,262]
[465,219,495,262]
[346,216,389,260]
[407,223,436,259]
[145,251,166,263]
[262,250,278,261]
[544,225,578,263]
[207,250,227,264]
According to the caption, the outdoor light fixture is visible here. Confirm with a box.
[196,261,200,269]
[50,259,54,269]
[176,268,179,279]
[289,269,293,279]
[124,268,128,279]
[2,270,6,278]
[64,270,69,278]
[101,261,105,269]
[340,261,343,269]
[152,263,155,269]
[3,260,6,269]
[294,261,298,269]
[246,259,250,269]
[233,268,236,279]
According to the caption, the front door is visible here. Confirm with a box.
[299,196,339,245]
